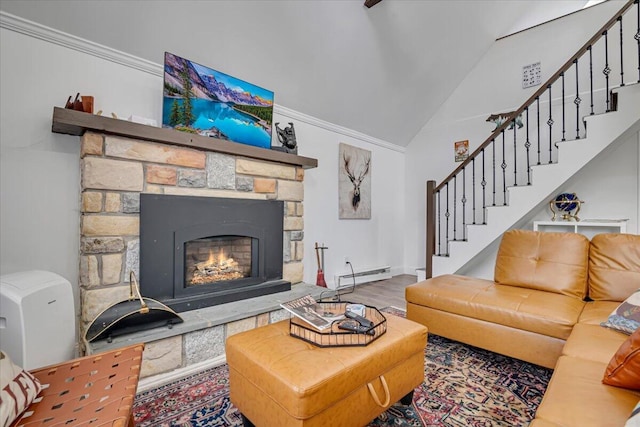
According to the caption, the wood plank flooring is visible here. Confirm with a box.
[325,274,418,310]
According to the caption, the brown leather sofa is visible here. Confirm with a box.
[406,230,640,427]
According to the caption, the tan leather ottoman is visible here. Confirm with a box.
[225,314,428,427]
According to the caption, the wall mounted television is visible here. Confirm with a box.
[162,52,274,149]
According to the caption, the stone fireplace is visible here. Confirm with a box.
[54,107,318,378]
[78,129,307,320]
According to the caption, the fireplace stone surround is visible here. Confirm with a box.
[57,108,318,378]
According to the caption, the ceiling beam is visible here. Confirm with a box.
[364,0,383,8]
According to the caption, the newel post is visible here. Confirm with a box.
[425,180,436,279]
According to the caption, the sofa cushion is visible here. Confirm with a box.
[534,356,640,427]
[603,329,640,390]
[578,300,620,325]
[405,274,585,340]
[494,229,589,299]
[563,323,627,364]
[589,233,640,301]
[602,289,640,334]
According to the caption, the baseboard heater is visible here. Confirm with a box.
[331,265,392,290]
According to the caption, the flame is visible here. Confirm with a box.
[218,248,228,263]
[206,248,228,266]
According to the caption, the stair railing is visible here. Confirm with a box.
[425,0,639,278]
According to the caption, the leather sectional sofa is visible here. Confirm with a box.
[406,230,640,426]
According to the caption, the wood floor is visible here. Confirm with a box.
[324,274,418,310]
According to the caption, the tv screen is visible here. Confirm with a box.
[162,52,274,149]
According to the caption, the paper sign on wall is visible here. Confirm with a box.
[522,62,542,89]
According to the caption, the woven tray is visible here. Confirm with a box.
[289,302,386,347]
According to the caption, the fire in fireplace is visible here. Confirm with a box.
[140,194,291,312]
[186,236,251,286]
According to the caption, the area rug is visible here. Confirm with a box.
[133,307,552,426]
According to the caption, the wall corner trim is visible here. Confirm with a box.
[0,10,404,154]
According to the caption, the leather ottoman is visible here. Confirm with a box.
[225,314,428,427]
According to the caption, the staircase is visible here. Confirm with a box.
[432,84,640,277]
[426,0,640,278]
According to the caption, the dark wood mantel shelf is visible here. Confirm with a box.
[51,107,318,169]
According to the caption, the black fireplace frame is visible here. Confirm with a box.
[140,194,291,312]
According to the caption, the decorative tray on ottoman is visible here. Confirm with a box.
[287,301,387,347]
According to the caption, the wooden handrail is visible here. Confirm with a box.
[435,0,635,193]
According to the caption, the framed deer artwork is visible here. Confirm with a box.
[339,143,372,219]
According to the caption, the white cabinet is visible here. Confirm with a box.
[533,219,628,238]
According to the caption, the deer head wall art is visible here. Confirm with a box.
[338,143,372,219]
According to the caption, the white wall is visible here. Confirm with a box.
[0,16,406,298]
[403,1,638,273]
[277,110,406,286]
[0,26,162,310]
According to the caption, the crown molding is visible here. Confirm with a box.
[274,105,405,153]
[1,11,404,153]
[0,11,162,76]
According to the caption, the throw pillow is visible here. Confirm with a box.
[626,401,640,427]
[603,328,640,390]
[0,350,43,427]
[601,288,640,335]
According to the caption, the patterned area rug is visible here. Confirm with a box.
[133,307,552,426]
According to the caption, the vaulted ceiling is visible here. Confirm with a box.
[1,0,593,146]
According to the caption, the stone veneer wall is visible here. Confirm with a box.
[78,131,305,377]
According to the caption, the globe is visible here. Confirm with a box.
[554,193,579,212]
[549,192,583,221]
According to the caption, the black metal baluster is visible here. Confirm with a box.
[462,167,467,241]
[561,72,566,141]
[513,119,518,186]
[547,85,554,164]
[636,0,640,82]
[501,131,507,205]
[437,190,441,256]
[589,46,594,115]
[536,97,541,165]
[481,148,487,224]
[604,29,611,112]
[575,59,581,139]
[525,107,531,185]
[492,139,496,206]
[619,16,625,86]
[472,158,476,224]
[445,183,450,256]
[453,175,457,241]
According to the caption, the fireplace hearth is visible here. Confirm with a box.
[140,194,291,312]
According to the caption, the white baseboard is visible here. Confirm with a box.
[137,354,227,393]
[331,266,391,290]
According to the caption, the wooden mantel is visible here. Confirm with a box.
[51,107,318,169]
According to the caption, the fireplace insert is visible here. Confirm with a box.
[140,194,290,312]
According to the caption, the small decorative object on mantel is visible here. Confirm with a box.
[273,122,298,154]
[64,93,94,114]
[549,192,584,221]
[486,111,524,131]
